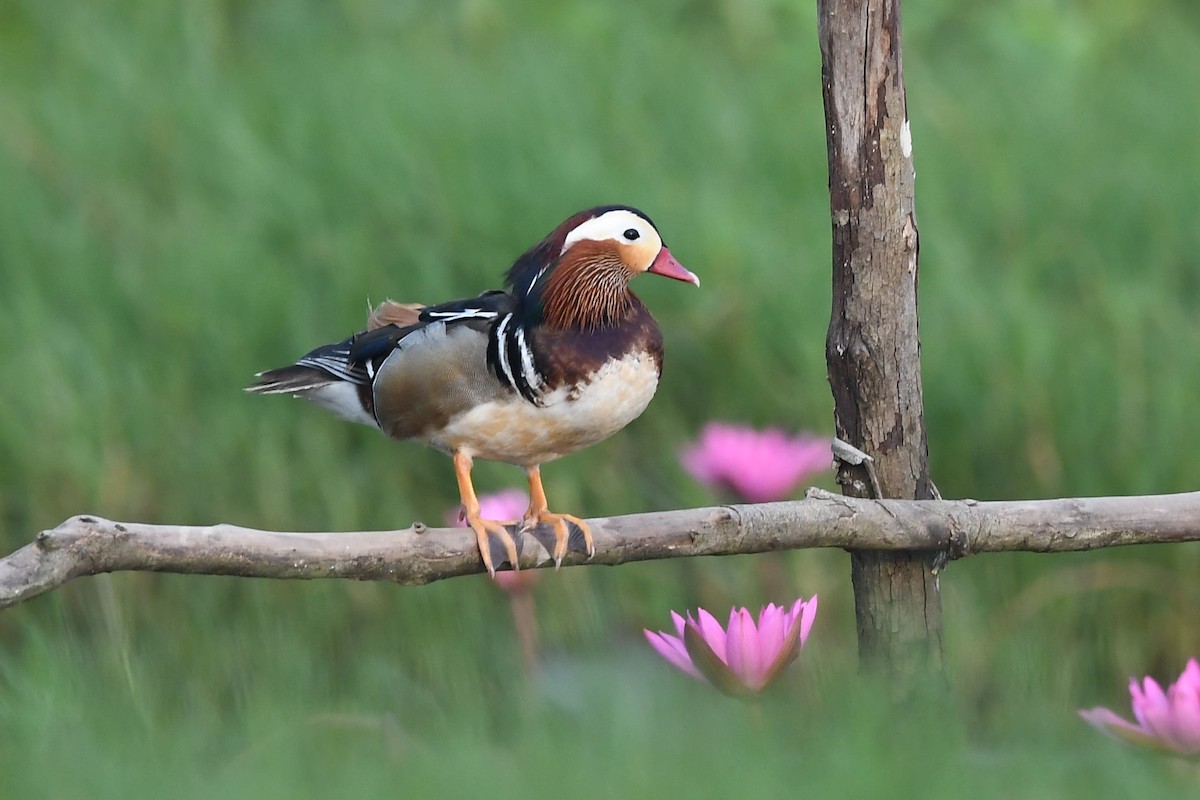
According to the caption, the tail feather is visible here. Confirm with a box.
[245,365,337,395]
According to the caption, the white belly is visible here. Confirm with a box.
[432,350,660,465]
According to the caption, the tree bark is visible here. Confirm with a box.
[5,491,1200,611]
[818,0,941,678]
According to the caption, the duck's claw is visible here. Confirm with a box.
[465,514,521,577]
[523,510,594,568]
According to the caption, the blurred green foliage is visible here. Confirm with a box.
[1,0,1199,795]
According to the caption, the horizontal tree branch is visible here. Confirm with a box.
[3,489,1200,611]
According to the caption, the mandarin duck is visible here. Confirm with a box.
[247,205,698,576]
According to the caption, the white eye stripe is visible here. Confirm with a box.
[561,209,655,253]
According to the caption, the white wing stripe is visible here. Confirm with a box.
[494,314,517,390]
[297,352,367,383]
[515,325,542,390]
[425,308,497,321]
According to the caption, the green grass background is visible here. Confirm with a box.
[2,0,1199,796]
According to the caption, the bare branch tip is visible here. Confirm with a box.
[832,438,874,466]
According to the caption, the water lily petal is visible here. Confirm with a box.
[644,629,702,679]
[684,616,751,697]
[1165,679,1200,752]
[756,604,786,668]
[1079,707,1168,750]
[795,595,819,646]
[726,608,765,690]
[1137,677,1173,741]
[1179,659,1200,695]
[694,608,728,664]
[759,610,806,688]
[1129,677,1149,728]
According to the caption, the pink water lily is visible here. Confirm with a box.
[644,597,818,696]
[1080,659,1200,755]
[446,488,529,528]
[680,422,830,503]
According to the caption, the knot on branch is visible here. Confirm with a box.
[947,499,980,561]
[36,515,107,552]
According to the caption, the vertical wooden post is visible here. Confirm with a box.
[817,0,943,678]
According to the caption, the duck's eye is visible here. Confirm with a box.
[623,228,640,241]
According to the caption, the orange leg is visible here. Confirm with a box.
[454,451,520,576]
[523,465,595,567]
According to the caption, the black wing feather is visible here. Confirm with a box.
[251,291,516,394]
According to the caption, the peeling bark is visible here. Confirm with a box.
[818,0,941,677]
